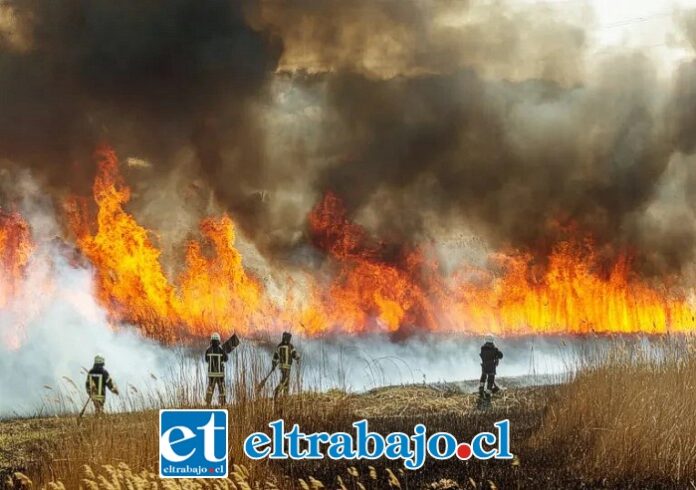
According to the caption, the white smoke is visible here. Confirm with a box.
[296,333,577,392]
[0,234,575,417]
[0,175,578,418]
[0,241,172,416]
[0,178,172,417]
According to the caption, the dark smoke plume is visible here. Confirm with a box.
[2,0,696,275]
[259,0,696,274]
[0,0,280,218]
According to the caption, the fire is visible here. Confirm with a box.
[68,147,268,340]
[0,210,34,349]
[450,241,696,334]
[0,210,33,308]
[69,147,179,339]
[307,192,438,333]
[177,215,265,336]
[51,147,696,340]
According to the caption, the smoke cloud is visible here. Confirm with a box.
[6,1,696,413]
[0,0,281,228]
[258,0,694,272]
[2,0,696,272]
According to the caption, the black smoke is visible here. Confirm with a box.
[0,0,281,202]
[259,1,696,275]
[3,0,696,275]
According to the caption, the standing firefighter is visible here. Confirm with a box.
[205,333,228,406]
[272,332,300,401]
[85,354,119,414]
[479,335,503,398]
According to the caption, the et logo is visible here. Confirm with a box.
[159,409,228,478]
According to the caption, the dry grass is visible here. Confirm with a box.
[535,336,696,482]
[5,462,408,489]
[12,336,696,488]
[24,356,355,488]
[3,376,534,489]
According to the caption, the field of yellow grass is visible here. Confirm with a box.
[2,382,540,489]
[536,337,696,483]
[4,336,696,489]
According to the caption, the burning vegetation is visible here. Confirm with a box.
[0,210,32,309]
[2,0,696,348]
[0,146,694,348]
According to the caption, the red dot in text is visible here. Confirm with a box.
[457,443,472,460]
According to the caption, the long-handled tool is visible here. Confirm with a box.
[255,366,276,394]
[79,377,97,420]
[78,395,92,419]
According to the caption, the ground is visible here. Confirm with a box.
[0,377,681,489]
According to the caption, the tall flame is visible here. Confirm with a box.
[0,210,34,349]
[70,147,179,338]
[0,210,33,308]
[177,215,264,336]
[449,241,696,334]
[306,192,439,334]
[67,147,268,340]
[54,147,696,340]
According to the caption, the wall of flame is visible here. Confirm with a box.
[1,147,695,347]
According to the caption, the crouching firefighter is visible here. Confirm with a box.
[479,335,503,398]
[85,354,119,414]
[205,332,229,406]
[272,332,300,401]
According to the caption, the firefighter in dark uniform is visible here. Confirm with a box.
[205,332,228,405]
[479,335,503,398]
[85,354,119,414]
[273,332,300,401]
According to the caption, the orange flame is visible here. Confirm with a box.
[306,192,439,334]
[450,241,696,334]
[56,148,696,341]
[0,210,34,349]
[0,211,33,306]
[177,215,264,336]
[69,147,179,338]
[67,147,268,340]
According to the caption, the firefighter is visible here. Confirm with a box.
[479,335,503,398]
[205,332,228,405]
[272,332,300,401]
[85,354,119,414]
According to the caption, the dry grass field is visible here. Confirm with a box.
[3,337,696,489]
[536,337,696,483]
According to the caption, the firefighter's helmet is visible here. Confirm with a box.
[485,334,495,344]
[94,354,105,365]
[211,332,221,342]
[282,331,292,343]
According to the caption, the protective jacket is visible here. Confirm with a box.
[205,342,228,378]
[480,342,503,374]
[85,365,117,402]
[273,341,300,369]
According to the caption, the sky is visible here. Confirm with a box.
[534,0,696,72]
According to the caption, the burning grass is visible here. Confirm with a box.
[4,147,695,355]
